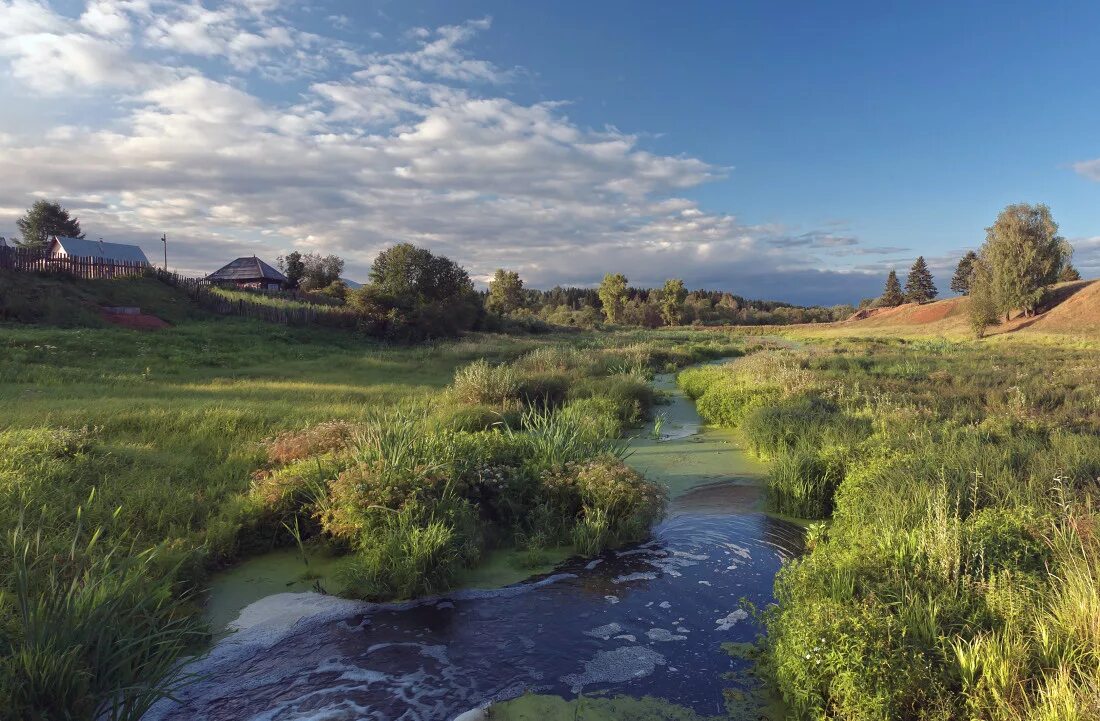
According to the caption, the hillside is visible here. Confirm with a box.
[0,269,210,327]
[832,279,1100,340]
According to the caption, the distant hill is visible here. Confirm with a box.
[834,279,1100,339]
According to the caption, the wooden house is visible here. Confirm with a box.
[206,256,289,290]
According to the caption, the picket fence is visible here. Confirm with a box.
[0,246,149,279]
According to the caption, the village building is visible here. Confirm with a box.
[47,236,150,265]
[206,256,289,291]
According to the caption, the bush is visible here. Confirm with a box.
[572,456,667,554]
[336,493,482,600]
[568,373,655,426]
[451,359,520,407]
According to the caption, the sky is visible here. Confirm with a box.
[1,0,1098,305]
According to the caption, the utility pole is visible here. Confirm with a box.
[161,234,167,271]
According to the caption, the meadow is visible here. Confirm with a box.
[0,273,748,719]
[679,337,1100,720]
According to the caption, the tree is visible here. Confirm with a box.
[598,273,628,323]
[486,269,524,314]
[16,200,84,250]
[368,243,473,304]
[277,251,305,288]
[353,243,477,339]
[983,203,1070,317]
[659,278,687,326]
[299,253,344,291]
[967,255,999,338]
[951,251,978,295]
[903,256,938,303]
[1058,263,1081,282]
[880,270,904,306]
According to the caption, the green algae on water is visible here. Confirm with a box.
[456,545,575,590]
[483,693,719,721]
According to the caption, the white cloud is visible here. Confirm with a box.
[0,2,896,303]
[1073,158,1100,182]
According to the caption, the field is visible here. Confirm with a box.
[680,337,1100,719]
[3,270,1099,720]
[0,272,749,718]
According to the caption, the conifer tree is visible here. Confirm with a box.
[951,251,978,295]
[880,270,904,306]
[1058,263,1081,282]
[903,256,938,303]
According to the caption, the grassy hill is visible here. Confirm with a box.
[0,269,211,326]
[820,279,1100,341]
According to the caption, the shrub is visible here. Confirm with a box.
[264,420,356,465]
[451,359,519,407]
[337,493,482,600]
[515,371,570,409]
[572,456,667,554]
[568,373,655,426]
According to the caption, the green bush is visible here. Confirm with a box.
[451,359,520,407]
[567,373,655,426]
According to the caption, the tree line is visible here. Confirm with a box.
[486,269,854,328]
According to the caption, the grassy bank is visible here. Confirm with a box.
[680,338,1100,719]
[0,285,747,718]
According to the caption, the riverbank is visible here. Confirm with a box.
[680,338,1100,719]
[145,359,803,720]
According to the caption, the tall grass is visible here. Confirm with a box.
[0,522,202,721]
[721,339,1100,719]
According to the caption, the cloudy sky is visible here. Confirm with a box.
[1,0,1098,304]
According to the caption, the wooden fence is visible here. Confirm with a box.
[155,270,361,329]
[1,247,361,330]
[0,246,150,279]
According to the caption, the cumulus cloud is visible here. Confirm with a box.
[0,1,900,303]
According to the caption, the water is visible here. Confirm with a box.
[147,365,803,721]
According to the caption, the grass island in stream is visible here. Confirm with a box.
[145,348,806,721]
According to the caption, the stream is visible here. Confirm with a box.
[146,365,804,721]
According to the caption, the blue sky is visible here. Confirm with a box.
[1,0,1097,304]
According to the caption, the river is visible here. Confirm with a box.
[146,365,804,721]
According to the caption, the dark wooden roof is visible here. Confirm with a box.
[206,256,288,283]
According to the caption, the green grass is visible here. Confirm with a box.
[681,336,1100,720]
[207,286,344,311]
[0,275,751,716]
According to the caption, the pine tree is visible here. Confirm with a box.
[16,200,84,250]
[904,256,938,303]
[880,270,904,306]
[1058,263,1081,282]
[951,251,978,295]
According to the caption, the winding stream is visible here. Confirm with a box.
[147,366,804,721]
